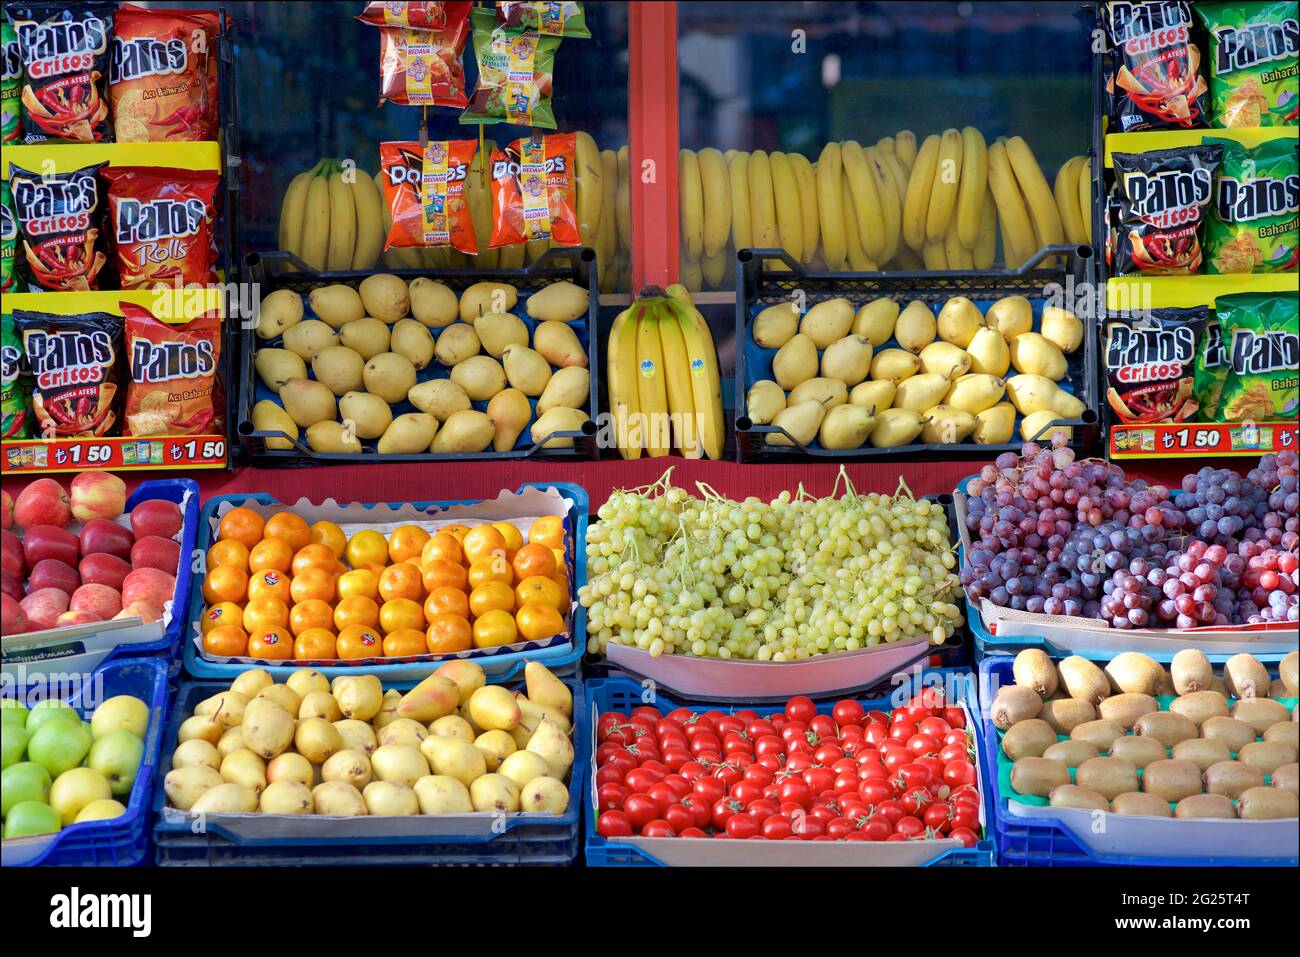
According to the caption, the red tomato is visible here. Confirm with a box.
[757,753,784,774]
[623,769,659,794]
[895,815,926,838]
[658,732,688,752]
[864,722,889,748]
[938,743,968,765]
[834,772,860,795]
[711,797,745,831]
[918,716,951,739]
[859,780,893,805]
[785,696,816,724]
[753,734,785,759]
[734,709,759,722]
[596,810,632,837]
[915,755,945,779]
[692,776,726,805]
[778,777,813,807]
[826,817,858,839]
[638,760,669,780]
[746,798,779,823]
[664,803,694,833]
[899,786,933,815]
[641,819,674,838]
[794,815,824,839]
[689,734,722,756]
[949,826,979,847]
[660,773,691,799]
[743,764,775,787]
[715,715,746,737]
[814,743,845,765]
[655,718,683,739]
[647,782,678,813]
[923,801,952,832]
[682,716,716,738]
[944,759,977,788]
[949,802,980,833]
[780,721,808,744]
[596,783,628,812]
[895,762,933,791]
[661,748,692,772]
[623,793,660,829]
[875,799,906,825]
[943,707,965,729]
[679,826,708,839]
[906,733,940,757]
[762,814,794,839]
[809,715,838,740]
[862,816,893,841]
[723,732,753,755]
[944,729,969,748]
[666,708,694,724]
[804,767,836,794]
[730,780,763,805]
[832,700,865,727]
[596,764,626,787]
[785,752,815,774]
[746,718,776,739]
[858,760,888,782]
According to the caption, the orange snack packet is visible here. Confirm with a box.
[123,302,221,437]
[489,132,580,248]
[102,166,220,289]
[379,139,479,255]
[109,4,214,142]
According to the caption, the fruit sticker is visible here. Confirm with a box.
[122,302,221,437]
[358,1,447,29]
[462,6,559,128]
[1,314,31,439]
[1205,136,1299,274]
[1214,292,1299,423]
[368,1,470,108]
[489,132,579,248]
[9,161,108,291]
[7,0,115,143]
[1102,1,1209,131]
[1112,145,1222,275]
[2,16,21,143]
[1196,1,1300,127]
[102,165,220,289]
[14,309,123,438]
[109,4,215,142]
[496,1,590,38]
[1104,308,1206,424]
[379,138,480,255]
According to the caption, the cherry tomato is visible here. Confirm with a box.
[746,718,776,739]
[638,760,669,780]
[894,816,926,838]
[814,743,845,766]
[915,755,945,779]
[693,776,726,805]
[793,815,825,839]
[678,826,708,839]
[899,786,932,815]
[661,748,692,772]
[809,715,838,740]
[889,721,917,743]
[734,709,759,722]
[626,742,659,764]
[711,797,745,830]
[906,733,940,757]
[882,747,912,773]
[730,780,763,805]
[778,777,813,807]
[785,696,816,725]
[754,734,785,759]
[743,764,775,787]
[690,734,722,756]
[895,762,933,791]
[950,784,980,806]
[596,764,627,787]
[826,817,858,839]
[712,763,743,789]
[658,732,689,753]
[864,722,889,748]
[923,801,952,832]
[834,772,860,795]
[682,717,716,739]
[785,752,815,774]
[944,759,977,788]
[623,793,660,829]
[655,718,682,739]
[623,769,659,794]
[780,721,808,745]
[778,800,804,818]
[680,796,712,828]
[943,707,965,729]
[804,767,836,794]
[938,743,968,765]
[596,810,632,837]
[949,802,980,833]
[757,753,785,774]
[949,826,979,847]
[832,700,865,727]
[859,779,893,805]
[858,760,888,782]
[762,814,794,839]
[944,729,969,748]
[641,819,674,838]
[746,798,779,823]
[715,715,745,737]
[862,816,894,841]
[723,732,754,755]
[664,803,695,833]
[647,782,678,812]
[918,715,951,738]
[665,708,694,724]
[596,783,628,812]
[875,799,906,825]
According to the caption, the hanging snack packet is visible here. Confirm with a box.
[379,139,480,256]
[109,4,214,142]
[102,166,220,289]
[1112,145,1222,275]
[1103,1,1209,132]
[15,309,122,438]
[463,6,559,127]
[1193,314,1229,421]
[9,161,108,291]
[7,0,115,143]
[1196,1,1299,127]
[1,315,31,439]
[1104,308,1206,424]
[1,178,17,294]
[1214,292,1299,423]
[2,16,21,143]
[358,2,447,29]
[490,132,580,248]
[371,1,471,108]
[496,2,590,39]
[1205,136,1299,273]
[122,302,221,436]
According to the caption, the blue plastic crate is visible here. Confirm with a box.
[1,656,170,867]
[977,655,1299,867]
[182,482,587,684]
[584,667,995,867]
[152,672,587,866]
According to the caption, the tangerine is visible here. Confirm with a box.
[425,614,473,654]
[379,598,424,634]
[469,580,515,618]
[516,602,565,641]
[336,623,383,659]
[379,562,424,603]
[309,520,347,558]
[422,559,468,593]
[243,596,290,634]
[334,594,380,631]
[514,576,566,611]
[472,609,517,648]
[528,515,566,549]
[468,555,512,589]
[247,626,294,660]
[440,524,471,542]
[492,521,524,559]
[292,543,338,576]
[207,539,249,572]
[388,525,431,564]
[247,568,292,604]
[218,507,264,549]
[421,532,464,566]
[202,624,248,657]
[248,537,293,574]
[293,627,337,659]
[511,542,557,581]
[424,586,470,623]
[462,524,507,566]
[202,565,248,605]
[289,598,334,636]
[345,529,389,568]
[337,568,380,601]
[263,512,311,551]
[382,628,428,657]
[201,601,242,633]
[290,566,336,604]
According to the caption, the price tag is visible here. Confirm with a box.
[1111,423,1300,459]
[1,435,227,474]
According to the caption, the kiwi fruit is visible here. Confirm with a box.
[1075,756,1139,801]
[1058,656,1110,706]
[1232,698,1290,736]
[1238,741,1298,777]
[1098,693,1159,729]
[1224,654,1270,700]
[1110,735,1169,770]
[1039,698,1096,735]
[1141,758,1202,803]
[1170,738,1231,772]
[1204,760,1266,800]
[1271,763,1298,796]
[1043,740,1100,767]
[1070,718,1127,751]
[1010,757,1071,797]
[1174,794,1236,819]
[1281,650,1298,696]
[1048,784,1109,811]
[1268,678,1290,699]
[1201,716,1258,753]
[1133,711,1198,749]
[1104,652,1165,696]
[1171,648,1213,696]
[1001,719,1058,761]
[1110,791,1172,817]
[1263,722,1299,750]
[1236,785,1299,820]
[991,685,1042,730]
[1012,649,1058,698]
[1168,690,1229,728]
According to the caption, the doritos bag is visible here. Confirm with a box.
[379,139,480,255]
[1205,136,1299,274]
[1196,1,1300,127]
[122,302,221,436]
[1103,1,1209,132]
[490,132,580,248]
[7,0,115,143]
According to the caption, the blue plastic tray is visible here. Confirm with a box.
[152,673,587,866]
[0,656,170,867]
[584,667,996,867]
[182,482,587,684]
[977,656,1299,867]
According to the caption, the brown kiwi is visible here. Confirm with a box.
[1174,794,1236,819]
[1171,648,1213,695]
[1236,785,1299,820]
[1039,698,1096,735]
[1070,718,1127,751]
[1281,650,1297,696]
[1271,763,1298,796]
[1204,759,1266,799]
[1010,757,1071,797]
[1058,656,1110,706]
[1048,784,1109,811]
[1141,758,1203,803]
[1075,756,1139,801]
[1263,722,1299,750]
[1238,741,1298,776]
[1109,735,1169,770]
[1104,651,1165,696]
[1133,711,1198,749]
[1168,690,1229,728]
[1109,791,1172,817]
[1170,738,1232,772]
[1012,649,1058,698]
[1232,698,1289,735]
[1098,693,1159,729]
[1224,653,1270,700]
[1001,719,1058,760]
[1268,678,1290,699]
[1201,716,1258,753]
[1043,740,1100,767]
[991,685,1042,730]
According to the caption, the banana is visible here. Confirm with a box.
[925,128,964,243]
[895,130,917,171]
[348,168,386,270]
[728,150,753,251]
[902,134,940,250]
[299,164,332,272]
[680,253,703,293]
[876,136,895,154]
[702,246,729,289]
[1005,136,1064,259]
[954,126,988,249]
[325,168,356,271]
[498,241,526,270]
[867,147,900,265]
[279,161,320,257]
[816,142,847,269]
[635,301,671,457]
[598,148,619,270]
[1054,155,1088,246]
[879,149,909,209]
[891,245,925,270]
[616,145,631,252]
[1078,155,1093,244]
[656,299,699,456]
[574,131,603,250]
[974,187,998,269]
[679,148,705,260]
[922,240,948,270]
[665,287,725,460]
[606,306,641,459]
[840,140,886,262]
[944,218,973,269]
[840,173,876,272]
[464,145,499,269]
[768,151,805,263]
[787,152,819,263]
[697,147,731,258]
[986,141,1035,268]
[747,150,779,248]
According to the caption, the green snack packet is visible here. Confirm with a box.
[462,6,560,128]
[1194,316,1229,421]
[1,178,16,294]
[1,16,19,144]
[1,314,31,439]
[497,1,590,38]
[1205,136,1299,273]
[1195,1,1300,127]
[1214,292,1299,422]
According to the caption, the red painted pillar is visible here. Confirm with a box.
[628,0,679,291]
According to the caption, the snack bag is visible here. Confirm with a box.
[358,2,447,29]
[1196,1,1300,127]
[1,314,31,439]
[2,16,21,143]
[379,139,480,255]
[1112,145,1222,275]
[1104,308,1206,424]
[102,166,220,289]
[1205,136,1299,273]
[7,0,114,143]
[371,1,470,108]
[463,6,559,127]
[1193,315,1229,421]
[1103,1,1209,131]
[496,2,590,39]
[9,161,109,291]
[1214,292,1299,422]
[122,302,221,436]
[1,178,17,294]
[109,4,214,142]
[14,309,122,438]
[489,132,580,248]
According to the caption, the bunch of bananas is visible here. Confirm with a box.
[1053,153,1093,247]
[279,159,387,273]
[606,284,725,460]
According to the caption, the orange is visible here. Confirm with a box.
[388,525,431,564]
[422,559,468,593]
[421,533,464,566]
[289,598,335,636]
[290,566,336,604]
[207,539,249,572]
[468,555,512,589]
[247,568,292,604]
[382,628,428,657]
[345,529,389,569]
[293,627,337,659]
[202,565,248,605]
[425,586,470,623]
[472,609,518,648]
[248,537,293,575]
[203,624,248,657]
[515,576,565,612]
[440,523,471,542]
[336,623,383,659]
[263,512,311,552]
[462,524,507,566]
[243,596,290,634]
[426,614,473,654]
[218,507,265,549]
[337,568,380,601]
[469,580,515,618]
[334,595,379,631]
[201,601,242,633]
[379,598,424,634]
[292,543,338,576]
[528,515,566,549]
[492,521,524,560]
[247,626,294,660]
[379,563,424,603]
[309,520,347,558]
[511,542,557,581]
[516,602,565,641]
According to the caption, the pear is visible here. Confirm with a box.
[936,297,983,347]
[468,685,522,732]
[1005,374,1084,417]
[772,333,819,390]
[766,399,826,447]
[338,317,391,360]
[434,323,482,366]
[869,348,920,384]
[921,405,977,444]
[306,421,362,454]
[849,379,895,413]
[985,296,1033,339]
[278,378,336,427]
[526,716,574,780]
[338,391,392,440]
[819,403,877,449]
[431,410,495,453]
[395,674,459,725]
[436,661,487,705]
[531,407,588,448]
[487,388,533,451]
[966,327,1011,377]
[251,400,298,450]
[1009,332,1067,380]
[190,783,258,815]
[533,320,588,368]
[746,380,786,425]
[240,699,295,760]
[372,689,403,730]
[1041,306,1084,353]
[1022,409,1072,443]
[335,675,383,722]
[474,312,529,358]
[219,749,267,795]
[363,353,417,404]
[946,373,1006,414]
[974,402,1017,444]
[798,298,854,348]
[820,335,874,386]
[787,377,847,409]
[752,302,799,348]
[536,367,590,415]
[894,373,952,413]
[281,320,338,361]
[451,355,507,402]
[919,341,971,380]
[502,344,553,397]
[526,280,588,323]
[869,408,926,448]
[390,318,436,370]
[408,379,472,420]
[894,300,937,354]
[312,345,366,396]
[524,662,572,719]
[255,348,307,391]
[515,695,571,736]
[852,298,899,347]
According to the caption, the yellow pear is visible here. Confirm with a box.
[524,662,572,718]
[278,378,336,428]
[536,367,590,415]
[985,296,1033,339]
[1040,306,1084,353]
[501,344,552,396]
[787,377,847,408]
[526,280,588,323]
[772,333,819,390]
[1022,409,1072,443]
[921,405,977,444]
[936,297,983,347]
[533,320,588,368]
[946,374,1007,414]
[766,399,826,447]
[852,298,899,347]
[1009,332,1068,380]
[974,403,1017,444]
[487,388,533,451]
[894,373,952,413]
[894,300,937,353]
[966,327,1011,377]
[919,341,971,380]
[820,335,874,386]
[869,408,926,448]
[798,298,854,348]
[849,379,895,413]
[468,685,522,732]
[746,380,786,425]
[396,674,460,723]
[474,312,529,358]
[869,348,920,383]
[752,302,799,348]
[526,716,574,780]
[1005,374,1084,417]
[819,403,877,449]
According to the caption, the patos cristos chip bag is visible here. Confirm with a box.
[379,138,480,255]
[1104,308,1207,425]
[1103,1,1209,131]
[1112,145,1222,275]
[9,160,108,291]
[489,132,579,248]
[122,302,221,437]
[102,165,220,289]
[7,0,114,143]
[109,4,215,143]
[14,308,122,438]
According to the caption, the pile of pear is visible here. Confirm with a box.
[163,660,576,818]
[747,294,1085,449]
[251,276,592,456]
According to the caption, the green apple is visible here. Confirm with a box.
[75,798,127,823]
[26,720,91,779]
[1,762,52,816]
[49,767,112,826]
[0,699,30,727]
[91,695,150,741]
[88,730,144,797]
[25,700,80,734]
[2,724,30,769]
[3,800,62,839]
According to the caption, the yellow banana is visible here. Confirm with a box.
[299,166,332,271]
[348,169,385,270]
[925,128,964,243]
[944,218,973,269]
[466,147,500,269]
[279,161,320,257]
[1078,156,1093,244]
[697,147,731,258]
[922,239,948,270]
[841,173,876,272]
[702,246,729,289]
[867,147,900,265]
[768,151,804,263]
[954,126,988,249]
[606,306,641,459]
[596,149,618,276]
[679,148,705,260]
[974,187,997,269]
[498,241,526,270]
[747,150,779,248]
[902,134,940,250]
[816,142,847,269]
[680,253,703,293]
[1005,136,1064,258]
[876,136,895,155]
[326,169,356,272]
[986,141,1035,268]
[840,140,886,262]
[616,145,631,252]
[728,150,753,251]
[895,130,917,171]
[1055,155,1088,246]
[787,152,819,263]
[574,131,603,251]
[656,301,699,456]
[879,149,909,209]
[635,302,671,457]
[665,286,724,460]
[891,245,924,270]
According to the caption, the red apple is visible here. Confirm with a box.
[129,499,183,540]
[115,600,163,624]
[1,593,28,634]
[55,609,103,627]
[1,489,11,529]
[131,535,182,574]
[19,587,70,631]
[1,529,24,577]
[70,583,123,621]
[122,567,175,611]
[69,472,127,523]
[1,569,23,602]
[79,552,132,591]
[27,558,80,596]
[80,519,134,562]
[21,525,79,568]
[12,478,71,529]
